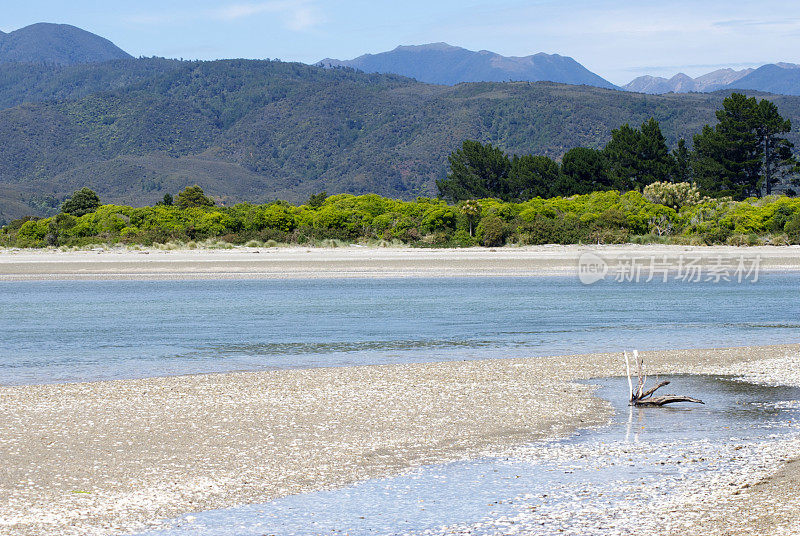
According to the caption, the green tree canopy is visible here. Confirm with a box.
[176,185,215,209]
[638,117,675,184]
[672,138,692,183]
[307,191,328,208]
[556,147,612,195]
[436,140,510,202]
[603,123,641,190]
[61,187,101,217]
[756,99,798,195]
[604,118,674,190]
[692,93,798,199]
[693,93,762,199]
[507,154,560,201]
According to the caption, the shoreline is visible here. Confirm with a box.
[1,244,800,280]
[1,344,799,535]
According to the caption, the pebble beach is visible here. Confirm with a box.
[2,344,800,535]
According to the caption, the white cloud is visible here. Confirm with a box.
[127,1,324,31]
[213,2,280,20]
[285,6,323,31]
[713,17,800,28]
[212,1,324,30]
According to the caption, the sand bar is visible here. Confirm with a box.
[1,344,800,535]
[1,244,800,280]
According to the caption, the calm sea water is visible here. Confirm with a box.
[1,274,800,385]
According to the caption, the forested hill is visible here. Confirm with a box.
[2,57,800,222]
[0,23,131,65]
[0,58,181,109]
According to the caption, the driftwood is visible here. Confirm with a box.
[624,350,704,407]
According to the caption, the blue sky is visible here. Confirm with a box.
[2,0,799,84]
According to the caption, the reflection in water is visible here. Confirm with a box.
[132,375,800,536]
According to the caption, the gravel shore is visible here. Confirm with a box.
[1,344,799,535]
[1,244,799,280]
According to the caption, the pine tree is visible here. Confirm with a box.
[507,154,560,201]
[556,147,612,195]
[693,93,797,199]
[604,123,641,190]
[638,117,674,185]
[756,99,797,195]
[604,118,673,190]
[437,141,510,202]
[672,138,691,183]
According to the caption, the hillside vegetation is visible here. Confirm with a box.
[3,188,800,249]
[2,58,800,223]
[0,58,180,109]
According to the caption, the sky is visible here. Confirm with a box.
[2,0,800,85]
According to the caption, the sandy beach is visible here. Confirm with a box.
[0,244,799,280]
[2,344,800,535]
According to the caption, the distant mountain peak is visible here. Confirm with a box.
[316,42,618,89]
[625,66,759,94]
[624,62,800,96]
[0,22,131,65]
[725,63,800,95]
[393,42,459,52]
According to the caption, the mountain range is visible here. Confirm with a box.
[623,68,754,94]
[2,22,799,96]
[0,23,799,223]
[318,43,619,89]
[320,43,800,96]
[624,63,800,95]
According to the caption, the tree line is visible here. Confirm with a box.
[4,186,800,249]
[437,93,799,202]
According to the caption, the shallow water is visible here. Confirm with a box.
[2,275,800,385]
[131,375,800,536]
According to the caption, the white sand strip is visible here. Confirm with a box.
[1,245,799,280]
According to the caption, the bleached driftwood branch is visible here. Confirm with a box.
[624,350,704,407]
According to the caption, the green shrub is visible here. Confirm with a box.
[176,185,215,209]
[517,214,586,245]
[702,226,732,245]
[420,207,456,234]
[477,215,506,246]
[598,208,627,229]
[769,204,798,233]
[5,190,800,249]
[119,227,139,240]
[62,188,101,217]
[786,213,800,244]
[451,229,476,247]
[643,181,701,210]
